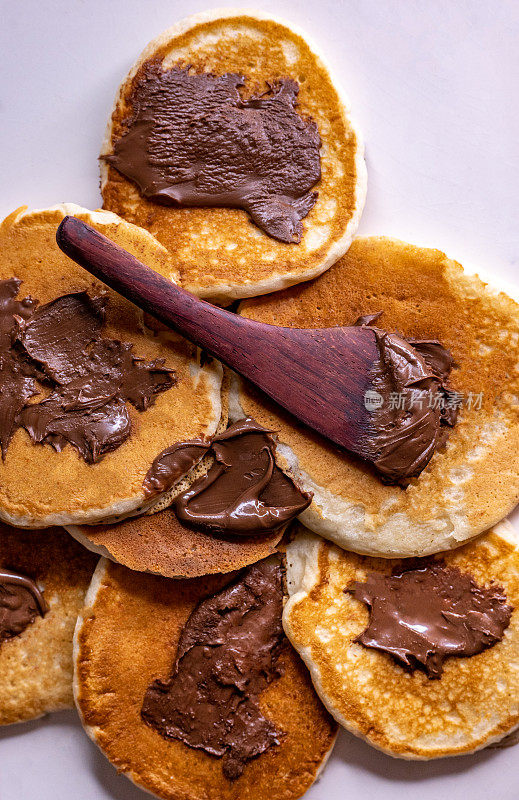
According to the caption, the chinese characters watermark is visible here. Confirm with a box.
[364,390,483,412]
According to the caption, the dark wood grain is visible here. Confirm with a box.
[56,216,379,460]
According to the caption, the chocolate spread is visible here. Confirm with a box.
[172,419,312,535]
[105,63,321,243]
[143,440,209,496]
[141,558,285,779]
[0,568,48,644]
[0,280,175,463]
[347,561,513,678]
[0,278,40,457]
[354,312,458,485]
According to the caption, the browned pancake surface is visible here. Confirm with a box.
[0,205,221,526]
[237,236,519,556]
[102,10,365,302]
[72,508,283,578]
[75,559,337,800]
[284,522,519,757]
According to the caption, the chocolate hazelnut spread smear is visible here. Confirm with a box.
[143,440,209,496]
[0,278,40,457]
[347,562,513,678]
[171,418,312,535]
[141,558,285,780]
[353,312,458,485]
[0,279,175,463]
[105,63,321,243]
[0,568,48,644]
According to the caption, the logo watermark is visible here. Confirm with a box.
[363,390,483,412]
[363,390,384,411]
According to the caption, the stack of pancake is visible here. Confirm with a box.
[1,10,518,800]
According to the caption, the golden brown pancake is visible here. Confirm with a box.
[234,236,519,557]
[0,204,222,528]
[101,9,366,304]
[0,523,97,725]
[67,507,283,578]
[283,521,519,758]
[74,558,337,800]
[67,377,293,578]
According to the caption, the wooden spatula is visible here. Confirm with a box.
[56,216,379,462]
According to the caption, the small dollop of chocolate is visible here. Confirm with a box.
[105,63,321,243]
[171,418,312,535]
[354,312,458,485]
[0,280,176,464]
[143,440,210,496]
[0,568,48,644]
[141,558,285,779]
[347,561,513,678]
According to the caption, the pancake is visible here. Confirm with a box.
[0,523,97,725]
[66,378,283,578]
[283,520,519,758]
[73,557,337,800]
[234,236,519,557]
[66,507,283,579]
[100,8,366,304]
[0,204,222,528]
[67,382,304,578]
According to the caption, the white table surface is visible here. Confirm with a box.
[0,2,518,799]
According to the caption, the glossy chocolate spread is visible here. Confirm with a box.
[354,312,458,485]
[143,440,209,496]
[105,63,321,243]
[171,419,312,535]
[0,567,48,644]
[347,561,513,678]
[0,280,175,463]
[141,558,285,779]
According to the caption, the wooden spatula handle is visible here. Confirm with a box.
[56,216,377,456]
[57,216,256,357]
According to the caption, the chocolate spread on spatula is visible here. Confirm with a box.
[141,558,285,779]
[144,418,311,534]
[354,312,458,485]
[142,306,457,493]
[105,63,321,243]
[347,561,512,678]
[0,279,175,463]
[0,568,48,644]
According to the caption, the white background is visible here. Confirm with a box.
[0,1,518,799]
